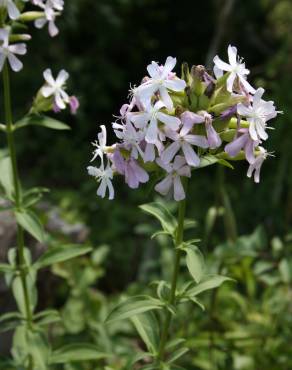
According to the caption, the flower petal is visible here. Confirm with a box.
[164,78,186,92]
[160,141,180,164]
[173,176,185,201]
[157,112,181,130]
[7,53,23,72]
[155,174,173,196]
[182,142,200,167]
[213,55,232,72]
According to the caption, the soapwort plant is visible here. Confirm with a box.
[0,1,107,369]
[88,46,280,368]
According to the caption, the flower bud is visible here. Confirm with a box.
[18,11,45,22]
[30,89,53,114]
[181,62,191,85]
[190,65,206,96]
[9,34,31,42]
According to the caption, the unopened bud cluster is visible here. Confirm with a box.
[88,46,280,201]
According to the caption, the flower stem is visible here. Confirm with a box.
[3,62,33,327]
[157,180,188,363]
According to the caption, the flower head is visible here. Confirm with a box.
[33,0,64,37]
[0,28,27,72]
[87,163,114,200]
[41,68,69,110]
[247,147,269,183]
[155,156,191,201]
[213,45,255,94]
[136,56,186,110]
[237,88,278,141]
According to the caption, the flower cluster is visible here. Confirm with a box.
[0,0,64,72]
[0,0,78,113]
[88,46,280,201]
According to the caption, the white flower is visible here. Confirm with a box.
[91,125,108,162]
[237,88,278,141]
[33,0,63,37]
[136,56,186,110]
[113,120,145,159]
[41,68,69,109]
[87,163,114,200]
[161,124,208,167]
[247,146,268,183]
[0,29,27,72]
[0,0,20,20]
[213,45,255,94]
[130,100,181,144]
[155,155,191,201]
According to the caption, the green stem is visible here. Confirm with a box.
[3,62,33,327]
[157,180,188,363]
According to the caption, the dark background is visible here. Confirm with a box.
[1,0,291,290]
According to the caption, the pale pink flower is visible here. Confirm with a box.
[155,156,191,201]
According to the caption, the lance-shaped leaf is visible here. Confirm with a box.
[34,310,61,326]
[0,155,14,199]
[186,274,233,297]
[14,115,70,131]
[34,244,92,270]
[0,263,13,274]
[140,202,177,235]
[106,296,163,323]
[184,244,205,284]
[131,311,160,354]
[15,209,45,243]
[49,344,109,364]
[0,312,23,333]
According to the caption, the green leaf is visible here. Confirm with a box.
[12,274,37,316]
[22,187,50,208]
[131,311,160,354]
[34,310,61,326]
[198,155,233,169]
[0,123,6,132]
[140,202,177,235]
[279,259,291,283]
[187,275,233,297]
[184,245,205,283]
[34,244,92,270]
[14,114,70,131]
[0,263,13,274]
[217,158,234,169]
[106,296,163,323]
[0,156,14,199]
[167,347,189,364]
[0,312,23,333]
[49,344,109,364]
[15,209,44,243]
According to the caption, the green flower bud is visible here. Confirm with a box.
[9,33,31,42]
[18,11,45,22]
[30,89,53,114]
